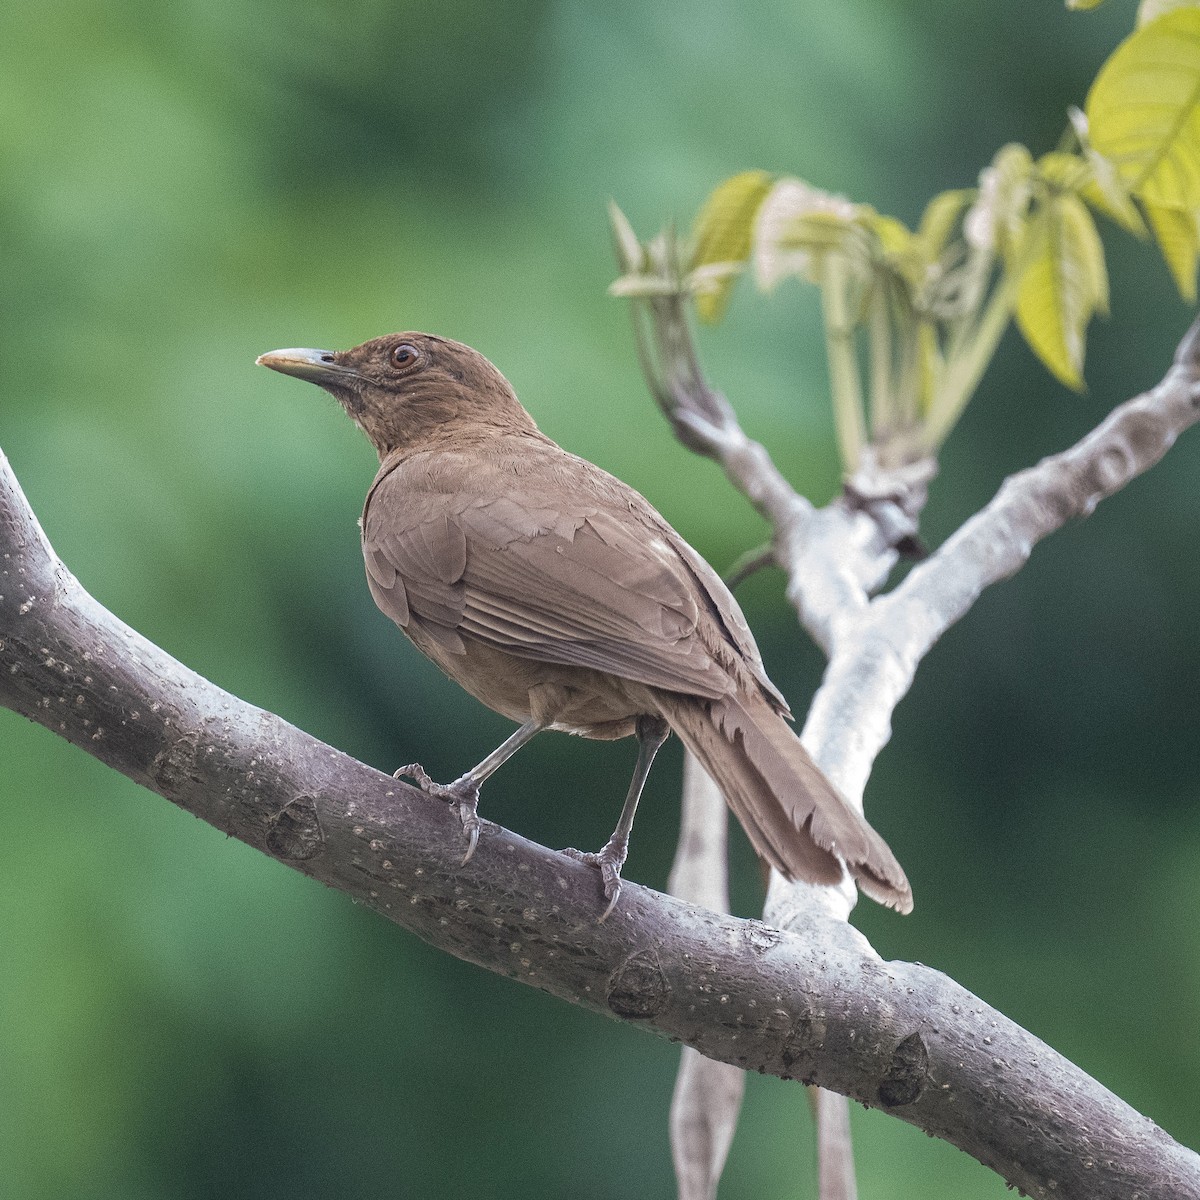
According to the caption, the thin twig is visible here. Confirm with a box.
[809,1087,858,1200]
[723,543,776,590]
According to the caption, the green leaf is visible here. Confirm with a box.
[1037,151,1091,192]
[1072,198,1111,317]
[864,211,927,291]
[1065,107,1149,235]
[771,215,868,302]
[752,176,861,290]
[965,143,1035,261]
[608,201,644,274]
[1138,0,1200,27]
[774,211,875,287]
[1082,157,1151,236]
[685,260,746,303]
[916,320,942,415]
[867,212,915,254]
[1067,0,1108,9]
[1143,200,1200,298]
[689,170,774,322]
[607,274,680,298]
[1086,9,1200,209]
[917,189,973,260]
[1016,193,1109,390]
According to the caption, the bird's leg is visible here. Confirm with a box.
[395,718,542,864]
[563,715,671,921]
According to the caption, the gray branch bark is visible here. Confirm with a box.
[1,414,1199,1197]
[668,753,744,1200]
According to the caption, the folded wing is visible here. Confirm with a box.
[361,451,774,703]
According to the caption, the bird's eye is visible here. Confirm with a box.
[391,343,420,369]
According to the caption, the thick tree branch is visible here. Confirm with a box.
[2,438,1198,1197]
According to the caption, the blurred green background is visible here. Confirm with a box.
[2,1,1197,1196]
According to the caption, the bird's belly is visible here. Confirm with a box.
[406,621,650,741]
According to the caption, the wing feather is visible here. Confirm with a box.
[361,447,764,700]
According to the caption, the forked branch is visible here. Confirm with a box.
[2,317,1200,1197]
[628,292,1200,1198]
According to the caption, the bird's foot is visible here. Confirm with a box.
[561,838,629,922]
[393,763,482,864]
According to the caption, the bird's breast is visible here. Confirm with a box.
[400,619,651,740]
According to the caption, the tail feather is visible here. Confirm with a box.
[659,690,912,913]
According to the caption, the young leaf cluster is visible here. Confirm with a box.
[611,6,1200,471]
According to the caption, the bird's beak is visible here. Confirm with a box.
[255,347,358,386]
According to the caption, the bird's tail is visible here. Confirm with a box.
[658,690,912,913]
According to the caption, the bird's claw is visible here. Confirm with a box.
[394,763,482,864]
[561,843,627,922]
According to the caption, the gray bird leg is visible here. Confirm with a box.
[395,718,542,863]
[563,715,671,921]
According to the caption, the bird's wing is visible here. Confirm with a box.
[662,528,791,717]
[361,459,738,699]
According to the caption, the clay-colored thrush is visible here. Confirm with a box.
[258,333,912,916]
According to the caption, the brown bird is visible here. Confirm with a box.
[258,333,912,917]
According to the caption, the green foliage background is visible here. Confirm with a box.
[2,2,1198,1196]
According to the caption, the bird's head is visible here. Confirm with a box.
[256,332,537,458]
